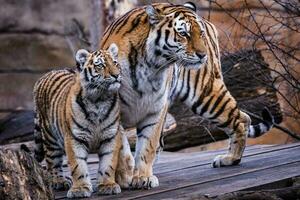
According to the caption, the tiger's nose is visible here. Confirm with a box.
[111,74,120,80]
[196,52,206,59]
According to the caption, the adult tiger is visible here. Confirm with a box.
[100,2,274,189]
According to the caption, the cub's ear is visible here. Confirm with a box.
[145,5,161,25]
[108,43,119,61]
[184,2,197,12]
[75,49,89,70]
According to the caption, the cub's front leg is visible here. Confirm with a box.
[131,105,168,189]
[96,131,122,195]
[65,135,93,198]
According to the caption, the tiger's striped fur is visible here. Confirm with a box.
[33,44,130,198]
[100,2,274,189]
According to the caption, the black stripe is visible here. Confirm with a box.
[165,29,177,49]
[72,116,91,135]
[233,122,240,132]
[44,144,61,152]
[155,29,162,46]
[102,117,119,132]
[70,131,90,150]
[99,135,116,146]
[119,94,130,106]
[179,68,186,96]
[209,98,231,120]
[128,42,140,96]
[137,122,157,136]
[98,151,113,158]
[253,125,261,136]
[124,13,144,35]
[200,95,214,116]
[115,9,138,34]
[209,87,226,114]
[138,135,150,139]
[192,77,213,114]
[46,152,64,160]
[77,175,84,180]
[84,68,89,82]
[48,74,72,100]
[71,164,79,176]
[217,106,237,128]
[75,88,94,125]
[192,70,201,99]
[181,70,191,102]
[200,66,207,90]
[100,95,117,122]
[76,156,88,161]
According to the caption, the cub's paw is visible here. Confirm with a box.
[212,154,241,168]
[96,183,121,195]
[67,184,93,198]
[131,175,159,189]
[52,176,72,191]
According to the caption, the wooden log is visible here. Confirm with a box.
[0,148,53,200]
[180,185,300,200]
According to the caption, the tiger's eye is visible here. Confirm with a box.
[179,31,188,37]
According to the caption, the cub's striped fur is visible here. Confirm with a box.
[100,2,274,189]
[33,44,130,198]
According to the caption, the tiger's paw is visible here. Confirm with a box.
[96,183,121,195]
[131,175,159,189]
[116,171,133,189]
[212,154,241,168]
[67,184,93,198]
[52,176,72,191]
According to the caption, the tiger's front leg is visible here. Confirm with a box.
[186,79,251,168]
[65,136,93,198]
[131,105,168,189]
[96,131,122,195]
[115,129,135,189]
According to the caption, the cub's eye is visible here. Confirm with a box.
[96,63,104,69]
[179,31,188,37]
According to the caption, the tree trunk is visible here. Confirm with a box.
[0,148,53,200]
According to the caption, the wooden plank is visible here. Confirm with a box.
[55,143,300,199]
[58,143,287,179]
[94,146,300,200]
[142,162,300,199]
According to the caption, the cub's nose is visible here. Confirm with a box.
[111,74,120,81]
[196,52,206,59]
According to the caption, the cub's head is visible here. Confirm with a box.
[146,2,208,69]
[75,43,121,93]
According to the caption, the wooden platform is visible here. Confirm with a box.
[55,142,300,199]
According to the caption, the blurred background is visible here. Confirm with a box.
[0,0,299,152]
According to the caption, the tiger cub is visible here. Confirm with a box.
[33,43,124,198]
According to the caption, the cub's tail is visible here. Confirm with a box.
[248,108,275,138]
[20,114,45,162]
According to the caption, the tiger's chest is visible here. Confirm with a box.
[118,59,172,128]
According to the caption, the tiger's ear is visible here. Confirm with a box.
[184,2,197,12]
[146,5,161,25]
[75,49,89,70]
[108,43,118,61]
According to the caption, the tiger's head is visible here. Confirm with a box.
[145,2,208,70]
[75,43,121,93]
